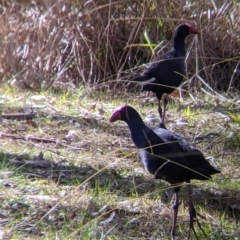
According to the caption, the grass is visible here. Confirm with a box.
[1,1,240,239]
[0,84,240,239]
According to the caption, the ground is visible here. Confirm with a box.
[0,84,239,239]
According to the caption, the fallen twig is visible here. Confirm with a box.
[0,133,62,144]
[1,112,36,120]
[194,132,220,142]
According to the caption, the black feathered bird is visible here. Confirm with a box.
[109,105,220,239]
[133,23,198,127]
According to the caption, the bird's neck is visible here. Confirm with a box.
[126,119,145,135]
[125,119,148,148]
[173,37,185,57]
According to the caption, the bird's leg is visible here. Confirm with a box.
[157,99,163,120]
[171,191,179,237]
[162,94,168,123]
[158,99,166,128]
[187,183,207,240]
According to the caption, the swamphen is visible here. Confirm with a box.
[132,23,198,127]
[109,105,220,239]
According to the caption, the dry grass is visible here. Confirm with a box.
[0,85,239,239]
[0,0,240,93]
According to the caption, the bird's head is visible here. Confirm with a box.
[175,23,198,37]
[109,104,129,122]
[109,104,141,123]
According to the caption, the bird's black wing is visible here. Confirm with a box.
[132,51,185,94]
[152,128,220,179]
[139,127,198,183]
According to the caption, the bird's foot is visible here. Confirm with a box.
[158,120,167,129]
[187,207,207,240]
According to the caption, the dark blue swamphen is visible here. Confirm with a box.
[109,105,220,239]
[132,23,198,127]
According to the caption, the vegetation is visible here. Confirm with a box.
[0,0,240,91]
[0,0,240,239]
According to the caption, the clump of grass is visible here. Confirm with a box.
[0,0,240,95]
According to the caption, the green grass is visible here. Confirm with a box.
[0,84,239,239]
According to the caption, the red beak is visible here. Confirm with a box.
[109,111,121,122]
[189,26,198,34]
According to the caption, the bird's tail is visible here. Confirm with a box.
[132,75,150,82]
[132,75,156,85]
